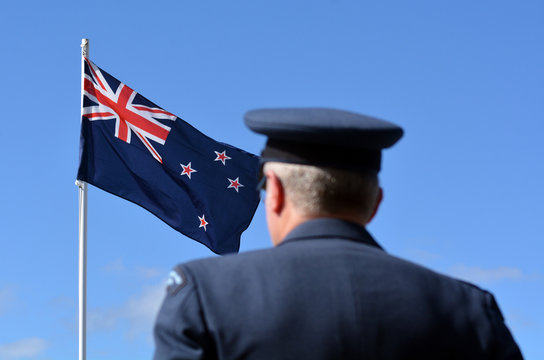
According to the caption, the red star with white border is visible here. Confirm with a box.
[227,177,244,192]
[198,214,208,231]
[180,162,197,179]
[214,150,231,165]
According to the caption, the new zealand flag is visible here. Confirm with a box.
[77,58,260,254]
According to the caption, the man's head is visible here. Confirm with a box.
[245,108,403,245]
[262,162,383,245]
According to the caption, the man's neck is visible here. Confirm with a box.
[273,211,365,247]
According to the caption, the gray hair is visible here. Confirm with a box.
[263,162,380,222]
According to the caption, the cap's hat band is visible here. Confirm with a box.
[261,139,381,172]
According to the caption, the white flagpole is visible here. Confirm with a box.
[76,38,89,360]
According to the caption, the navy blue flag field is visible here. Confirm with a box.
[77,58,260,254]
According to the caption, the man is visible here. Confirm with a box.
[154,108,523,359]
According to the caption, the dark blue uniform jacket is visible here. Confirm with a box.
[154,218,523,359]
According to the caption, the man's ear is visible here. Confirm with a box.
[366,187,383,224]
[265,170,285,214]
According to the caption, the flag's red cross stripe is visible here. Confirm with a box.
[85,112,114,118]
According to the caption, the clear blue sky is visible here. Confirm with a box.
[0,1,542,359]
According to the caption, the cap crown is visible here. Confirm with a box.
[244,108,403,150]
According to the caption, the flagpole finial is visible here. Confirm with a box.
[81,38,89,58]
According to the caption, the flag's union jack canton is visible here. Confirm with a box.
[77,58,260,254]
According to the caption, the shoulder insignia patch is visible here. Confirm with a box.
[166,266,188,295]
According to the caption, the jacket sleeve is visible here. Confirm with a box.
[154,266,214,360]
[483,291,524,360]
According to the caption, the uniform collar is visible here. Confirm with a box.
[279,218,384,250]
